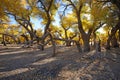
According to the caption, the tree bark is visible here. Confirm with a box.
[96,39,101,52]
[106,21,120,49]
[119,28,120,41]
[83,35,90,52]
[66,1,91,52]
[75,41,82,53]
[111,35,119,48]
[2,34,6,46]
[93,32,96,48]
[49,33,56,57]
[77,13,91,52]
[17,37,21,44]
[21,34,29,42]
[64,30,70,46]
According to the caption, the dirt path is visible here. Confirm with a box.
[0,46,120,80]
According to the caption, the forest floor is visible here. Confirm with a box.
[0,45,120,80]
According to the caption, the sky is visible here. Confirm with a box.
[30,17,43,30]
[9,15,44,30]
[9,2,104,34]
[9,3,72,30]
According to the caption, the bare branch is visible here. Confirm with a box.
[47,0,53,12]
[54,37,76,42]
[70,33,77,39]
[62,4,72,16]
[67,0,77,11]
[37,0,47,12]
[94,22,105,32]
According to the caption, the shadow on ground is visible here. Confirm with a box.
[0,46,120,80]
[0,46,80,80]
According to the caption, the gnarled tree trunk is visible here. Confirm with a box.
[96,39,101,52]
[75,41,82,53]
[106,21,120,49]
[111,35,119,48]
[83,35,90,52]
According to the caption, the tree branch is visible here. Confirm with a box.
[62,4,72,16]
[38,0,47,12]
[47,0,53,12]
[67,0,77,11]
[94,22,105,32]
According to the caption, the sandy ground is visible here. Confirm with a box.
[0,45,120,80]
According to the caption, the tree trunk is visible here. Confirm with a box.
[93,32,96,48]
[75,41,82,53]
[106,38,111,50]
[96,39,101,52]
[51,41,56,57]
[49,33,56,57]
[40,13,51,51]
[64,30,70,46]
[106,21,120,49]
[21,34,29,45]
[38,32,50,51]
[17,37,21,44]
[2,34,6,46]
[83,37,90,52]
[119,28,120,41]
[77,12,91,52]
[66,41,71,46]
[111,35,119,48]
[40,40,44,51]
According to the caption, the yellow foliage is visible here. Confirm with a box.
[21,0,27,7]
[62,13,77,29]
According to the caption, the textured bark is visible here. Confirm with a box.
[49,33,56,57]
[83,36,90,52]
[96,39,101,52]
[21,34,29,43]
[106,21,120,49]
[64,30,70,46]
[93,22,105,47]
[93,32,96,48]
[75,41,82,53]
[77,13,91,52]
[2,34,6,46]
[111,35,119,48]
[66,0,92,52]
[38,0,53,51]
[38,32,50,51]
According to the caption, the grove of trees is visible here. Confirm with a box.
[0,0,120,56]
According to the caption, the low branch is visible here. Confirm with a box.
[54,37,76,42]
[38,0,47,12]
[0,33,17,43]
[94,22,105,33]
[62,4,72,16]
[70,33,77,39]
